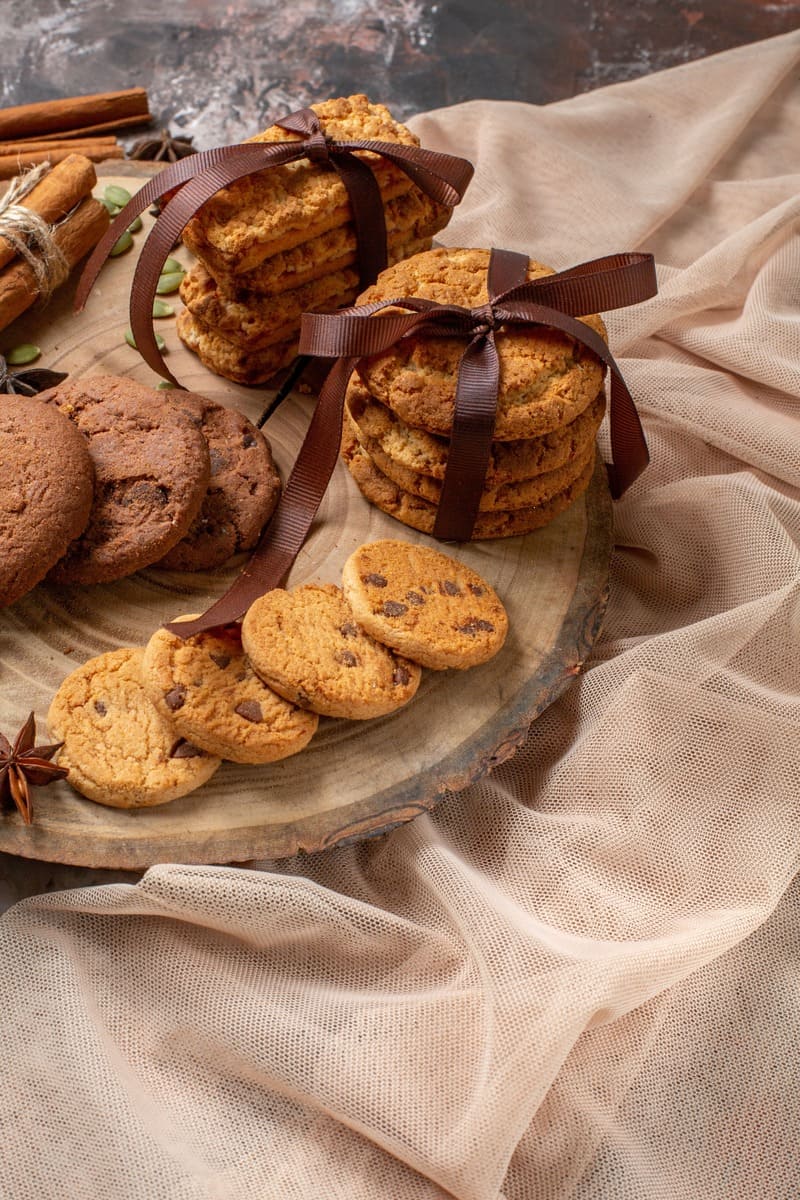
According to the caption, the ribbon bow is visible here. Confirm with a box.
[74,106,474,386]
[166,248,656,640]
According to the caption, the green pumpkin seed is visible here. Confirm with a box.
[157,380,176,390]
[5,343,40,365]
[104,184,132,208]
[101,198,123,216]
[156,271,184,294]
[127,215,143,233]
[125,328,166,352]
[109,230,133,257]
[152,299,174,318]
[161,257,183,275]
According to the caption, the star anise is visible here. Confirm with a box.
[0,355,68,397]
[128,128,196,164]
[0,713,68,825]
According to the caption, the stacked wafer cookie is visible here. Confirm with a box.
[177,95,454,385]
[341,247,608,538]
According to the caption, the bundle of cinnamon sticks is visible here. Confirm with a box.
[0,155,110,333]
[0,87,151,181]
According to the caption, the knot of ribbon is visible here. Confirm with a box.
[164,248,657,641]
[74,105,474,387]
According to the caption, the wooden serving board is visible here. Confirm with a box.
[0,165,613,869]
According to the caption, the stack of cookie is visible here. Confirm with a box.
[176,95,454,386]
[0,375,282,610]
[341,247,608,538]
[47,540,509,809]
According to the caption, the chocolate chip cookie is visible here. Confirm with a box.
[341,540,508,670]
[47,646,221,808]
[142,617,318,763]
[158,394,281,571]
[241,583,422,719]
[0,395,94,608]
[38,376,211,584]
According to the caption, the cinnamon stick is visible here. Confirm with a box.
[0,88,150,141]
[0,153,98,271]
[0,144,123,181]
[19,115,151,142]
[0,196,109,331]
[0,137,118,157]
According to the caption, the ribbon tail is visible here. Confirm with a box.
[165,356,358,639]
[433,332,499,542]
[605,366,650,498]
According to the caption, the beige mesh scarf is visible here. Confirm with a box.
[1,31,800,1199]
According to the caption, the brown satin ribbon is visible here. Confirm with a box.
[165,249,657,640]
[74,106,474,387]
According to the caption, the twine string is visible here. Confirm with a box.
[0,162,70,301]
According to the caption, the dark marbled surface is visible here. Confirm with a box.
[1,0,798,148]
[0,0,798,907]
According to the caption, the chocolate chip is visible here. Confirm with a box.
[209,448,227,474]
[93,700,107,716]
[339,621,360,638]
[439,580,462,596]
[457,619,495,636]
[468,583,486,597]
[209,652,231,670]
[392,666,410,686]
[405,590,425,606]
[164,685,187,711]
[382,600,408,617]
[336,650,359,667]
[234,700,263,723]
[242,432,256,448]
[362,572,387,587]
[170,739,204,759]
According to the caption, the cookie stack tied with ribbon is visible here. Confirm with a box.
[340,247,610,538]
[174,96,467,385]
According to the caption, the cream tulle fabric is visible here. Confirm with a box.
[2,32,799,1198]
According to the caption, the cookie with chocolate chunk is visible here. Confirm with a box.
[342,540,508,670]
[142,617,318,763]
[158,394,281,571]
[39,375,210,584]
[0,395,94,608]
[47,647,221,808]
[241,583,422,719]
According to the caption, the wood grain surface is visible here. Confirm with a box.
[0,166,613,869]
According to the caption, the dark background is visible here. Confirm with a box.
[1,0,798,145]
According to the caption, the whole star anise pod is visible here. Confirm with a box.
[0,713,68,825]
[0,355,68,397]
[128,128,196,164]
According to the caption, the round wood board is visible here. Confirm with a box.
[0,165,613,870]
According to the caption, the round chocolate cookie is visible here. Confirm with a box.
[38,376,210,585]
[47,647,221,808]
[355,247,607,441]
[241,583,422,720]
[142,616,318,763]
[158,394,281,571]
[0,395,94,608]
[341,430,596,540]
[341,540,508,671]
